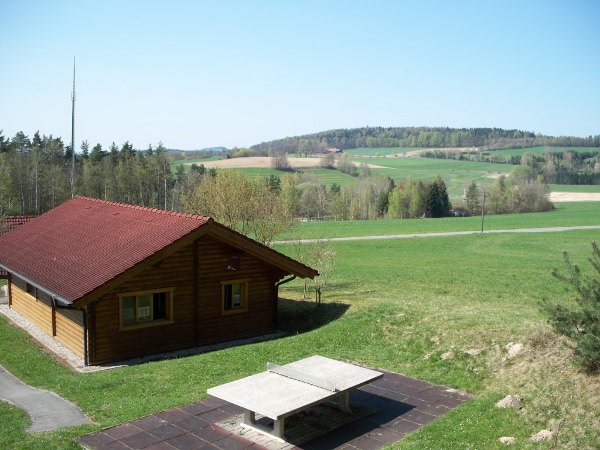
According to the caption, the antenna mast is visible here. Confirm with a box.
[70,57,76,197]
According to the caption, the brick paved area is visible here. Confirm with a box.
[78,368,473,450]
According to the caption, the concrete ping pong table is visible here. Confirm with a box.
[207,355,383,441]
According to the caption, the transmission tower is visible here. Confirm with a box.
[70,57,76,197]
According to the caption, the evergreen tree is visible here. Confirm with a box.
[540,241,600,371]
[425,175,451,218]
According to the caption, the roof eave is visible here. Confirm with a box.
[0,263,73,307]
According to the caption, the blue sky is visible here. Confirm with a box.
[1,0,598,150]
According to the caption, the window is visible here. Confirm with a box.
[25,282,37,299]
[119,289,174,329]
[221,279,248,314]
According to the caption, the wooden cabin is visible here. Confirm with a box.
[0,197,317,365]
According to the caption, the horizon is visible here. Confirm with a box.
[1,1,599,151]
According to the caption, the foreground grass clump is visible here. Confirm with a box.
[0,221,599,448]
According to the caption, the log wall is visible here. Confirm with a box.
[10,275,84,358]
[90,244,196,364]
[10,277,52,335]
[89,235,287,365]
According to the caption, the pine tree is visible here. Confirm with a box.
[425,174,451,218]
[540,241,600,371]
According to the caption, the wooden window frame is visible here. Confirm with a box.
[118,287,175,331]
[221,279,249,315]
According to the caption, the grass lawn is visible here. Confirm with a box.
[278,201,600,240]
[1,205,599,448]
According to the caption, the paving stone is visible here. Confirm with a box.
[175,415,211,432]
[156,408,193,423]
[198,408,235,423]
[389,419,422,435]
[403,410,436,426]
[386,384,422,398]
[369,378,399,391]
[104,423,144,440]
[78,432,116,447]
[149,423,187,440]
[193,424,231,443]
[94,441,132,450]
[130,415,169,431]
[144,442,181,450]
[166,433,210,449]
[212,434,255,450]
[368,427,405,444]
[181,402,215,416]
[120,431,162,449]
[202,397,231,408]
[418,403,451,417]
[347,435,384,450]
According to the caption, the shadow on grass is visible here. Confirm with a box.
[277,297,350,334]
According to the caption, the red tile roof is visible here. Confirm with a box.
[0,216,37,277]
[0,197,210,303]
[0,216,37,235]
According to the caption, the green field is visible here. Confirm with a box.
[1,202,599,449]
[277,201,600,240]
[263,156,512,197]
[549,184,600,193]
[483,146,598,157]
[171,148,600,200]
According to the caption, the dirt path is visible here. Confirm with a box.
[189,156,388,169]
[273,225,600,244]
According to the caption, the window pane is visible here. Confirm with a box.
[233,283,241,307]
[122,296,135,324]
[153,292,167,319]
[224,285,232,310]
[138,295,151,321]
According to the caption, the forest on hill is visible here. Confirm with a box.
[251,126,600,155]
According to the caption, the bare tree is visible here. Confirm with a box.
[319,152,335,169]
[289,228,336,305]
[183,170,292,245]
[272,154,291,170]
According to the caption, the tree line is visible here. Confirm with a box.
[420,147,600,185]
[0,130,176,216]
[251,126,600,155]
[0,129,553,245]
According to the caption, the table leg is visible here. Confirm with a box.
[243,410,256,426]
[273,418,285,439]
[337,391,352,414]
[242,409,286,442]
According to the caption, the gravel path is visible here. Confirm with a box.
[274,225,600,244]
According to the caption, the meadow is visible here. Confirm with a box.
[1,203,599,449]
[173,145,598,200]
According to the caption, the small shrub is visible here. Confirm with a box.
[528,330,557,350]
[540,241,600,371]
